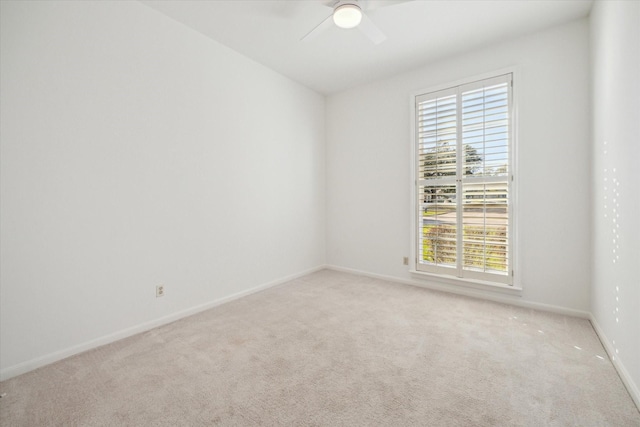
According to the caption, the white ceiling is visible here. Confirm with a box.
[140,0,593,95]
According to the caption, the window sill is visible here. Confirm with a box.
[409,270,522,296]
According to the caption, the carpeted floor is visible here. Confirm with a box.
[1,269,639,426]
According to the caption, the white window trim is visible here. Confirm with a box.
[409,67,521,293]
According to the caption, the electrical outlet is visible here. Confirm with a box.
[403,257,409,265]
[156,285,165,298]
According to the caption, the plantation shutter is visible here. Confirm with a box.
[416,74,513,285]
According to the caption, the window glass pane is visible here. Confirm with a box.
[419,184,457,268]
[462,83,509,177]
[418,95,457,179]
[462,183,508,274]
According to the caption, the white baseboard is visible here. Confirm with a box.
[0,265,325,381]
[325,264,591,319]
[589,314,640,411]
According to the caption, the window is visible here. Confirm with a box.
[414,73,514,286]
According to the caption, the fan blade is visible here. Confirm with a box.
[301,15,333,42]
[358,14,386,44]
[364,0,414,11]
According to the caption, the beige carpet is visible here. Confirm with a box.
[1,270,638,426]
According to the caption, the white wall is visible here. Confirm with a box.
[326,20,591,313]
[590,0,640,406]
[0,1,325,378]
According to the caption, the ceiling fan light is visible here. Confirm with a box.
[333,4,362,29]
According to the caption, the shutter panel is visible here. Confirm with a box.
[417,91,459,272]
[417,90,458,179]
[461,78,510,281]
[461,80,510,178]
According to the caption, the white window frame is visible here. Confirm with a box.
[409,68,520,292]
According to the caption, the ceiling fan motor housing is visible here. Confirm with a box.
[333,2,363,29]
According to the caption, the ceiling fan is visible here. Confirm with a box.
[301,0,410,45]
